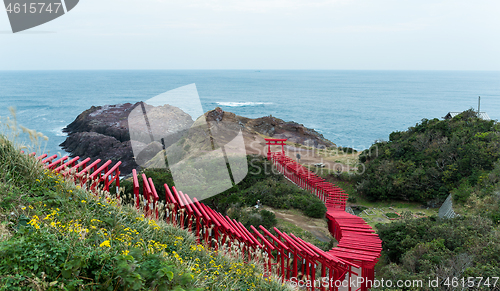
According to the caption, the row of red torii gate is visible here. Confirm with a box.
[32,138,381,291]
[265,138,381,290]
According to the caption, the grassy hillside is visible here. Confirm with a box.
[0,132,290,290]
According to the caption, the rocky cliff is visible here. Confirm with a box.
[61,104,335,175]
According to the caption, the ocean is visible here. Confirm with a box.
[0,70,499,155]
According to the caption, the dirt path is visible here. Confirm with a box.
[262,207,332,242]
[283,145,342,172]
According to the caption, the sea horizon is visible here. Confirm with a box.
[2,69,500,71]
[1,70,499,155]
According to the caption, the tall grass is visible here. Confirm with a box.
[0,109,293,291]
[0,108,48,186]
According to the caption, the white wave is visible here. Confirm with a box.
[52,126,67,137]
[216,102,273,107]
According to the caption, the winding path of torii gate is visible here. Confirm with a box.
[265,138,381,290]
[30,138,381,291]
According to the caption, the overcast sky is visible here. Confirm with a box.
[1,0,499,70]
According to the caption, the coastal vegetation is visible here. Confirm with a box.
[357,109,500,204]
[0,121,290,290]
[331,109,500,288]
[121,155,327,220]
[371,159,500,288]
[120,155,331,250]
[311,110,500,287]
[353,109,500,224]
[376,216,500,289]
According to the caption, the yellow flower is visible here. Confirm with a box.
[28,216,40,230]
[81,200,86,203]
[122,250,130,256]
[99,240,111,248]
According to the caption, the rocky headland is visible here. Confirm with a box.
[61,103,335,175]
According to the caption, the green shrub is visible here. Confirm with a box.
[451,179,474,204]
[358,109,500,203]
[491,210,500,225]
[338,147,357,154]
[200,155,326,219]
[347,197,357,203]
[304,201,327,218]
[376,215,500,282]
[385,212,399,219]
[260,209,278,229]
[228,207,278,230]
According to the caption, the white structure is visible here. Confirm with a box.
[443,112,491,120]
[439,194,457,219]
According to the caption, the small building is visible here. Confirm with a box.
[443,112,491,120]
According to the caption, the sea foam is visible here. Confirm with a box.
[216,102,273,107]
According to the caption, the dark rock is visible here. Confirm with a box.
[206,107,224,123]
[61,103,140,174]
[61,102,196,175]
[63,103,138,142]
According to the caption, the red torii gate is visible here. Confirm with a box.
[265,138,287,160]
